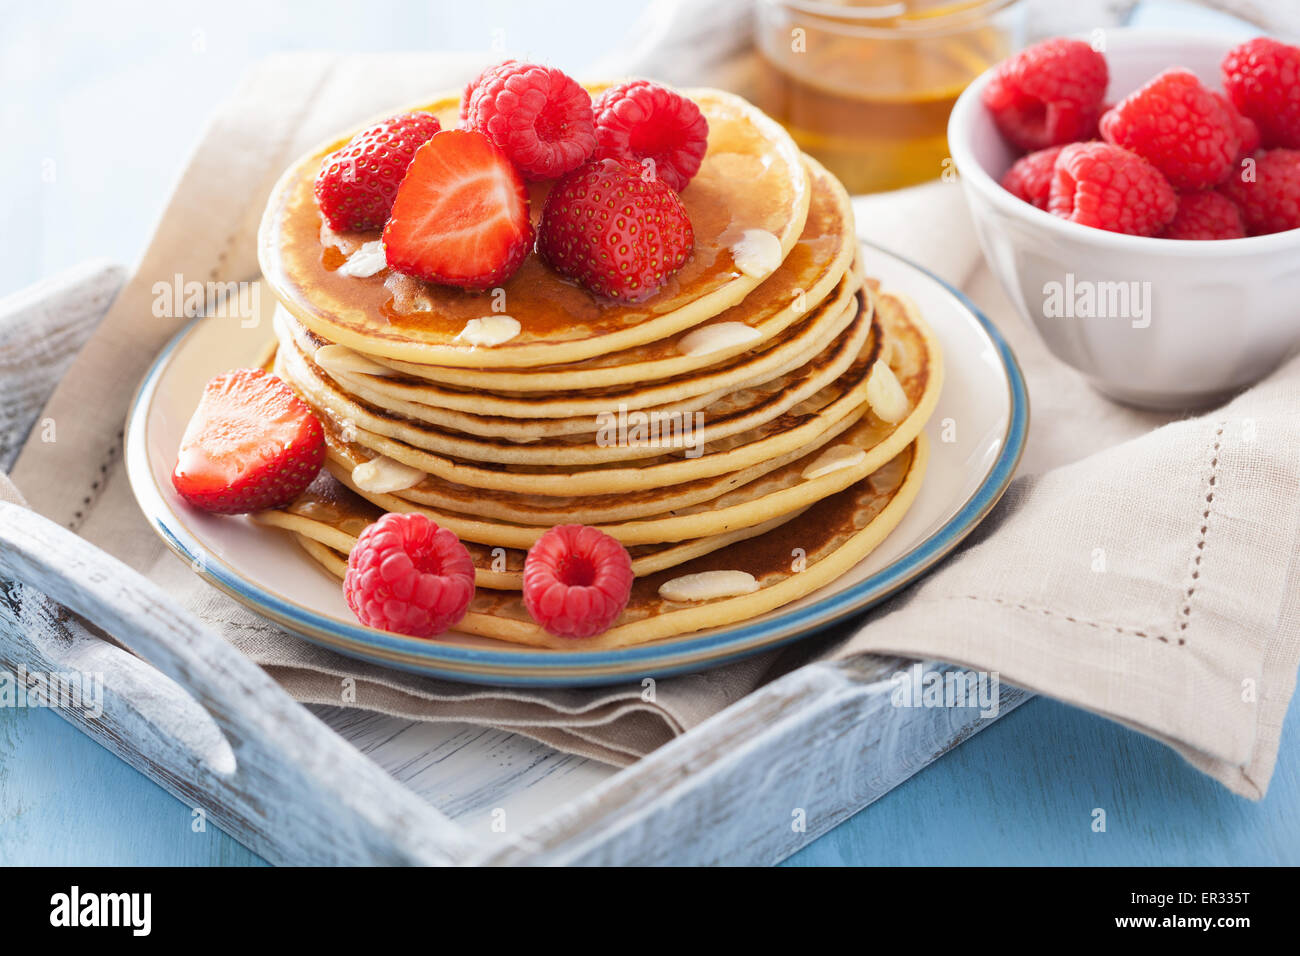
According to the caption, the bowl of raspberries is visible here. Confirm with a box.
[948,30,1300,409]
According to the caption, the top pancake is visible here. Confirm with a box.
[365,156,857,391]
[258,87,812,368]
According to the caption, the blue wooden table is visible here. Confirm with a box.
[3,0,1296,866]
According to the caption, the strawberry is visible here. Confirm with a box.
[172,369,325,515]
[537,158,694,302]
[382,129,534,290]
[315,112,442,232]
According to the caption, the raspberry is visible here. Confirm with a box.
[344,513,475,638]
[1099,69,1239,190]
[981,37,1108,151]
[1219,148,1300,235]
[460,59,514,122]
[315,112,442,231]
[592,80,710,192]
[1081,102,1114,141]
[1000,145,1065,209]
[1161,190,1245,240]
[522,525,633,639]
[1048,142,1178,236]
[1212,92,1261,163]
[463,61,597,181]
[1222,37,1300,148]
[538,158,694,302]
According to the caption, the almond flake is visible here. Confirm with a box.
[866,360,909,423]
[658,570,759,602]
[731,229,782,279]
[336,240,387,278]
[677,321,763,357]
[320,220,360,256]
[351,457,426,494]
[314,344,392,377]
[801,444,867,480]
[455,315,521,347]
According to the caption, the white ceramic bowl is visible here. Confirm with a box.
[948,28,1300,409]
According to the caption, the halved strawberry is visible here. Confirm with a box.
[172,368,325,515]
[382,129,533,290]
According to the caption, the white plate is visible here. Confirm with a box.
[125,242,1028,686]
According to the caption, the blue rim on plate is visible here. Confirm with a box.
[126,241,1029,687]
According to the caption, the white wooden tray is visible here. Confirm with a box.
[0,263,1029,865]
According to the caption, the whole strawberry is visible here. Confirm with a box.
[981,37,1108,151]
[1222,37,1300,149]
[172,369,325,514]
[538,158,694,303]
[315,112,442,231]
[1048,142,1178,236]
[1099,69,1239,190]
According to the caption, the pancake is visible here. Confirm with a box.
[324,394,921,550]
[292,534,352,580]
[298,291,940,554]
[256,472,808,590]
[259,87,813,368]
[361,156,859,391]
[292,436,928,649]
[274,287,936,499]
[275,288,874,461]
[282,265,865,427]
[276,279,862,436]
[244,72,947,656]
[319,406,865,526]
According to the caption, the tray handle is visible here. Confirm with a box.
[0,500,479,865]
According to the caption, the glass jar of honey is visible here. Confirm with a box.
[755,0,1026,193]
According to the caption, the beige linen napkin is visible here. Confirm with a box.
[4,48,1298,798]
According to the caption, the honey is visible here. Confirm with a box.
[756,0,1023,193]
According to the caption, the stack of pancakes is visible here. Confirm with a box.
[255,87,943,649]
